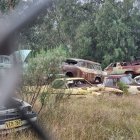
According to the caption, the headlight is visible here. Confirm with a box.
[22,106,32,113]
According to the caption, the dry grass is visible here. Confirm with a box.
[4,95,140,140]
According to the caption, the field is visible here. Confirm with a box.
[4,94,140,140]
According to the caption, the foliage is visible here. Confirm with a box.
[0,0,140,67]
[0,0,19,12]
[18,0,140,68]
[117,81,129,95]
[20,46,67,113]
[1,0,140,67]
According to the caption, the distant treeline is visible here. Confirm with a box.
[0,0,140,67]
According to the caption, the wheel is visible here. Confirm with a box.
[66,72,73,77]
[94,77,102,84]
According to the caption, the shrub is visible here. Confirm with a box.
[117,82,129,95]
[19,46,68,113]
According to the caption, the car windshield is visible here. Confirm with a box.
[83,62,102,70]
[120,76,133,85]
[67,79,92,88]
[104,75,133,87]
[104,78,117,87]
[93,64,102,70]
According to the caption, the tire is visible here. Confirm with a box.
[66,72,73,77]
[94,77,102,84]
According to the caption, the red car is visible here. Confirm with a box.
[62,58,104,83]
[104,61,140,78]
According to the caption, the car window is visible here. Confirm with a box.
[51,80,66,89]
[93,64,102,70]
[3,57,10,64]
[121,62,127,66]
[104,78,118,86]
[104,79,114,86]
[87,63,102,70]
[120,76,133,85]
[0,56,10,64]
[64,59,77,65]
[67,79,92,88]
[87,63,93,69]
[113,63,116,67]
[78,61,86,67]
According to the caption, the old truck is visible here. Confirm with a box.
[62,58,105,83]
[104,61,140,77]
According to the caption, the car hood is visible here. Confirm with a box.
[52,86,122,95]
[128,86,140,94]
[12,50,31,62]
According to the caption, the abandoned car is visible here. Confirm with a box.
[104,61,140,77]
[0,50,31,71]
[0,98,37,134]
[103,74,140,95]
[62,58,104,84]
[51,77,123,96]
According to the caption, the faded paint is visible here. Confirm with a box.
[62,58,104,83]
[105,62,140,76]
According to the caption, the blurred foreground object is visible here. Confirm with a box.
[0,0,52,139]
[0,0,52,55]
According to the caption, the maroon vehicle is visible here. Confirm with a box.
[104,61,140,78]
[103,74,140,95]
[62,58,104,83]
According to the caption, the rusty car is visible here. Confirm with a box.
[103,74,140,95]
[62,58,105,84]
[0,98,37,134]
[104,61,140,78]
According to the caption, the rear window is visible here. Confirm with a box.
[87,63,102,70]
[67,79,92,88]
[0,56,10,64]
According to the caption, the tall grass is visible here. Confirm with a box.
[6,95,140,140]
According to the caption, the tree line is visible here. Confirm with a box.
[0,0,140,67]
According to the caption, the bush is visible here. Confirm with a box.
[117,82,129,95]
[19,46,68,113]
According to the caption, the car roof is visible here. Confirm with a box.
[106,74,127,79]
[66,58,101,65]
